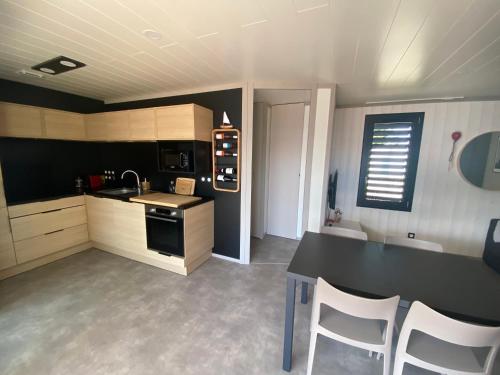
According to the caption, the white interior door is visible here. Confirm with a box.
[267,103,305,239]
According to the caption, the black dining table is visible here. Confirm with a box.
[282,231,500,372]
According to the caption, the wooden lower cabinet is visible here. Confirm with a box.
[0,207,16,271]
[86,195,213,275]
[85,195,146,253]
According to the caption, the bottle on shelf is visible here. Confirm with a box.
[215,133,238,140]
[221,142,233,149]
[215,150,237,157]
[216,167,237,174]
[216,175,237,182]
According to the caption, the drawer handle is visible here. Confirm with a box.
[41,208,63,214]
[44,229,64,235]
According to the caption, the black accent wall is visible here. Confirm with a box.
[0,79,242,259]
[0,79,104,113]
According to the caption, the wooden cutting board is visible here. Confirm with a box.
[130,193,201,208]
[175,178,195,195]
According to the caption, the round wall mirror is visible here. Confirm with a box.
[459,131,500,190]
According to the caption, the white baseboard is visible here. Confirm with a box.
[212,253,242,264]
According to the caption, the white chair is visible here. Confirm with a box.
[394,301,500,375]
[321,226,368,241]
[384,236,443,253]
[306,277,399,375]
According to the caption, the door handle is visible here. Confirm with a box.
[146,215,178,223]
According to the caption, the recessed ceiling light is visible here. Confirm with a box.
[40,67,55,74]
[143,29,162,41]
[60,60,77,67]
[32,56,85,75]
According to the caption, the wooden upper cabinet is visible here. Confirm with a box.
[106,111,130,141]
[129,108,156,140]
[85,113,108,141]
[0,102,43,138]
[44,109,85,140]
[156,104,212,141]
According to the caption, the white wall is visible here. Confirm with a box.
[330,100,500,257]
[308,87,336,232]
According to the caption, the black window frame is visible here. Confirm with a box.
[356,112,424,212]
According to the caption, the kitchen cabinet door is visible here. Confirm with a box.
[85,113,108,141]
[112,200,147,254]
[0,102,43,138]
[156,104,195,140]
[129,108,156,140]
[85,195,116,246]
[44,109,85,140]
[0,207,16,270]
[106,111,130,141]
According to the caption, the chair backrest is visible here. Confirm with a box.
[384,236,443,253]
[313,277,399,323]
[321,226,368,241]
[397,301,500,371]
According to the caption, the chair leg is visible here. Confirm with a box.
[369,351,373,358]
[393,355,404,375]
[377,352,382,360]
[306,331,318,375]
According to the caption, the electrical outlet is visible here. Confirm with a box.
[408,232,415,239]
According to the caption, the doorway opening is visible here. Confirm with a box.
[250,89,312,264]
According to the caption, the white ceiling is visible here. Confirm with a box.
[254,89,311,106]
[0,0,500,105]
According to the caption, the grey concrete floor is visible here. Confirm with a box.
[0,238,498,375]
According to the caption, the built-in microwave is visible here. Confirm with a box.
[158,141,194,172]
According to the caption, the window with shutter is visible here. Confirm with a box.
[356,112,424,212]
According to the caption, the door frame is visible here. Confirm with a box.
[242,82,319,264]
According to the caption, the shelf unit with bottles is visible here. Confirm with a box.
[212,129,240,192]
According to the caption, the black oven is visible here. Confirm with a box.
[145,205,184,257]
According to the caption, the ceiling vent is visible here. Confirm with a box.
[31,56,86,75]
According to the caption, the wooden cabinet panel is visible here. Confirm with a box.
[85,195,115,246]
[8,195,85,218]
[14,224,88,264]
[11,205,87,242]
[0,163,6,208]
[129,109,156,140]
[183,201,214,265]
[106,111,130,140]
[0,102,43,138]
[112,200,147,253]
[156,104,195,140]
[44,109,85,140]
[0,207,16,270]
[193,104,213,142]
[85,113,107,140]
[86,195,147,252]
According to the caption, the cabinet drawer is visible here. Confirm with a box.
[8,195,85,218]
[11,205,87,242]
[14,224,88,264]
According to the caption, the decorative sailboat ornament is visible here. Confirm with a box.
[221,111,233,129]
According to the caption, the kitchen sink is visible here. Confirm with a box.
[96,187,141,199]
[98,187,138,195]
